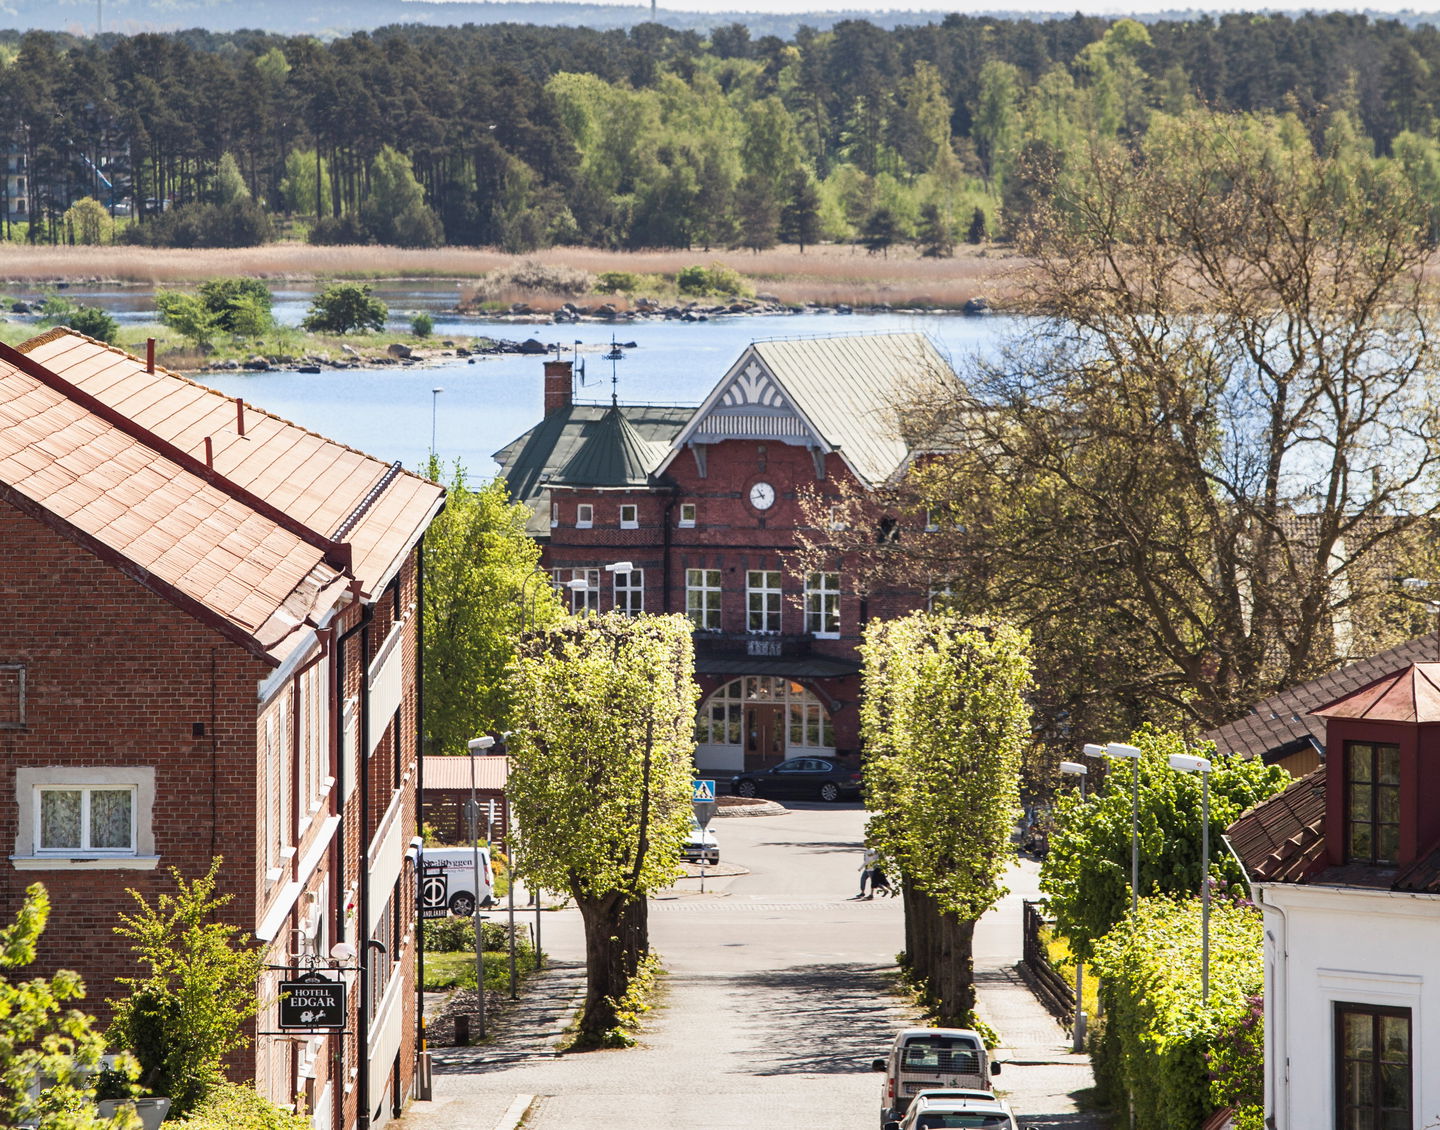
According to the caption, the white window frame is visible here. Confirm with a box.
[555,568,600,614]
[576,504,593,529]
[614,569,644,616]
[747,570,782,635]
[805,572,841,638]
[924,509,939,533]
[12,766,158,869]
[550,502,559,529]
[827,505,848,531]
[686,568,721,631]
[679,503,697,528]
[929,581,958,612]
[34,785,137,855]
[619,504,638,530]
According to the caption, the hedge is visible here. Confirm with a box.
[1088,893,1262,1130]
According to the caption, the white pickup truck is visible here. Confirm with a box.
[873,1028,1001,1127]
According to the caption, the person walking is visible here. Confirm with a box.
[856,846,880,898]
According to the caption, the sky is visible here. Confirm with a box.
[505,0,1440,17]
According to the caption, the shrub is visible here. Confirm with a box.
[173,1082,310,1130]
[675,263,752,297]
[1088,894,1263,1130]
[469,259,593,300]
[197,278,274,335]
[412,311,434,337]
[423,916,516,952]
[595,271,640,294]
[155,291,219,350]
[124,200,271,249]
[302,283,387,334]
[307,214,372,246]
[67,305,120,343]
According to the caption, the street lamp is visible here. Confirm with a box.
[1168,752,1213,1005]
[431,387,444,454]
[466,734,495,1035]
[1085,742,1142,912]
[1058,760,1089,1053]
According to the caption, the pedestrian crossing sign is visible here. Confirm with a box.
[692,779,716,802]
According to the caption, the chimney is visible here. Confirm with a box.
[544,360,573,416]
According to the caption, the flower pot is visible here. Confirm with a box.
[98,1097,171,1129]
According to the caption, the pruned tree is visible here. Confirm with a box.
[507,613,697,1046]
[804,112,1440,737]
[421,460,561,753]
[859,613,1031,1024]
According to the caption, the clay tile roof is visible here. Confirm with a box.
[1203,633,1440,763]
[0,330,444,664]
[16,329,443,601]
[1311,662,1440,723]
[1226,768,1328,882]
[422,755,510,791]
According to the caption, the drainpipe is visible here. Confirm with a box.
[357,610,374,1130]
[415,544,429,1096]
[1255,883,1287,1130]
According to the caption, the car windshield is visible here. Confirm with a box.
[914,1116,1009,1129]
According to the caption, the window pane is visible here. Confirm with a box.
[1345,1012,1374,1057]
[1350,744,1373,783]
[40,790,81,849]
[1381,1064,1410,1108]
[789,706,803,744]
[89,790,133,849]
[1378,745,1401,784]
[1350,824,1373,860]
[1350,783,1372,820]
[1379,825,1399,864]
[1378,786,1400,823]
[1381,1015,1410,1059]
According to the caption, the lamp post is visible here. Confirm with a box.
[431,387,444,454]
[1085,742,1142,911]
[466,734,495,1035]
[1058,759,1088,1053]
[1168,752,1213,1004]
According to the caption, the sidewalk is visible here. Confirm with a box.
[971,859,1104,1129]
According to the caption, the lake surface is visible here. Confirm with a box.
[19,282,1019,477]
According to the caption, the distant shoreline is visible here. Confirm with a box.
[0,242,1027,310]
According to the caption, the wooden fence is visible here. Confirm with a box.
[1019,899,1076,1028]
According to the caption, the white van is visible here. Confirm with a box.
[419,847,495,917]
[873,1028,1001,1127]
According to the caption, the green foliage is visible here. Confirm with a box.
[508,613,698,900]
[154,291,218,350]
[422,916,518,953]
[123,202,271,249]
[1039,727,1288,962]
[362,146,443,248]
[584,950,662,1049]
[1208,994,1265,1130]
[301,283,387,334]
[861,614,1031,919]
[411,311,434,337]
[595,271,640,294]
[675,263,751,297]
[421,942,538,992]
[170,1083,310,1130]
[108,859,266,1116]
[1089,896,1262,1130]
[62,197,113,246]
[0,883,140,1130]
[197,278,275,336]
[39,294,120,344]
[213,154,250,207]
[422,462,560,751]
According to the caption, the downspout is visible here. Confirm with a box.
[415,543,427,1076]
[357,608,374,1130]
[1255,883,1288,1130]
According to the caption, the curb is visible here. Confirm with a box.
[492,1094,535,1130]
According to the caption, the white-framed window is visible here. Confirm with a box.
[550,502,559,529]
[694,678,834,750]
[13,766,158,868]
[576,504,593,529]
[262,694,292,879]
[694,679,744,744]
[298,659,329,817]
[0,664,24,729]
[679,503,697,528]
[805,572,841,638]
[36,786,136,854]
[747,571,782,634]
[554,568,600,614]
[924,509,939,533]
[929,582,958,612]
[827,505,848,531]
[686,569,721,630]
[620,504,638,529]
[614,569,644,615]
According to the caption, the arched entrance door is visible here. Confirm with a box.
[694,676,836,771]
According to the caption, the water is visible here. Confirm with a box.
[12,282,1019,477]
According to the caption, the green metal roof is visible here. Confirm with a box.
[550,402,672,489]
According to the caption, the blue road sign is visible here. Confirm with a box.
[692,779,716,802]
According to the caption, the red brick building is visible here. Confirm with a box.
[496,332,953,775]
[0,329,443,1129]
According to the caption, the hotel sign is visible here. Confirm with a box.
[278,972,346,1030]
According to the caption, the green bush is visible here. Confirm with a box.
[595,271,640,294]
[423,916,517,952]
[172,1082,310,1130]
[66,305,120,343]
[1088,895,1262,1130]
[412,311,434,337]
[302,283,387,334]
[122,200,272,249]
[197,278,274,335]
[675,263,752,297]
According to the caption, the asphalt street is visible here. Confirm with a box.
[406,802,1098,1130]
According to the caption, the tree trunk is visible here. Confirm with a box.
[573,888,649,1045]
[933,912,976,1025]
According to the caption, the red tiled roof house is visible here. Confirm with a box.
[0,329,443,1128]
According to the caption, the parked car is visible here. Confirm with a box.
[873,1027,1001,1127]
[885,1094,1019,1130]
[730,756,862,802]
[682,812,719,865]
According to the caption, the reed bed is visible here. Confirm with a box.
[0,241,1026,307]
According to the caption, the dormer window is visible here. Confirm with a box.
[1346,740,1400,865]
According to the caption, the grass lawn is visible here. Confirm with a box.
[423,946,539,992]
